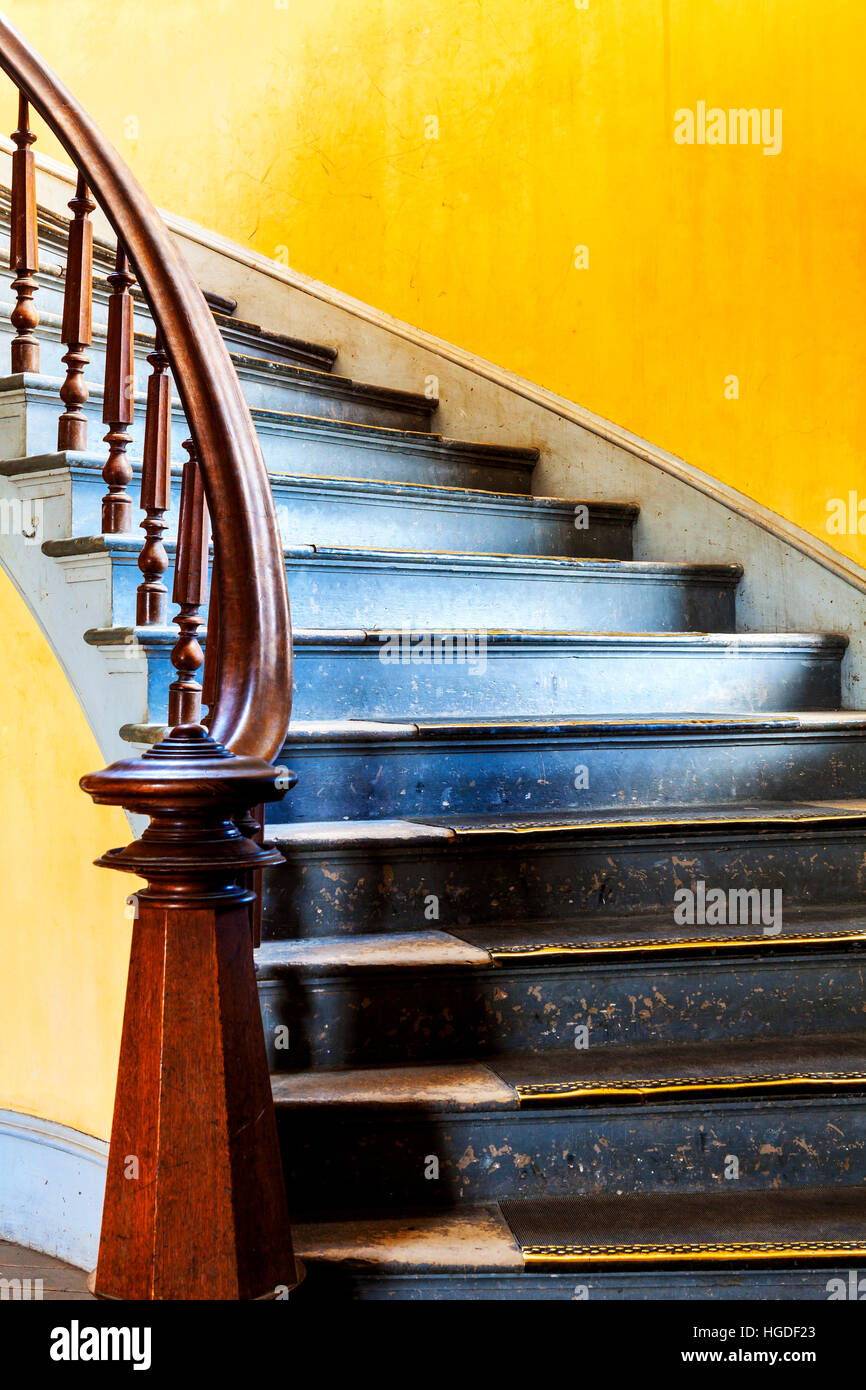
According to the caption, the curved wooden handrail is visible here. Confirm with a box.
[0,10,291,761]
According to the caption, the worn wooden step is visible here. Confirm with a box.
[91,627,851,735]
[209,310,337,371]
[275,711,866,821]
[494,1031,866,1103]
[499,1186,866,1266]
[261,800,866,936]
[292,1187,866,1301]
[255,907,866,1069]
[4,453,631,557]
[0,356,433,437]
[274,1032,866,1110]
[470,899,866,960]
[0,190,338,371]
[6,451,633,557]
[282,550,740,633]
[274,1034,866,1209]
[286,630,845,720]
[0,273,337,380]
[48,536,737,633]
[1,375,537,491]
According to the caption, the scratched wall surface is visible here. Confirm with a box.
[0,0,862,563]
[0,565,130,1139]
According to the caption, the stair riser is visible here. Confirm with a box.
[256,425,535,494]
[1,281,333,370]
[4,386,533,493]
[263,826,866,936]
[0,329,431,430]
[285,561,736,633]
[295,1266,866,1301]
[125,633,841,728]
[277,1093,866,1209]
[288,644,840,719]
[213,319,337,371]
[29,458,609,557]
[49,463,633,558]
[259,951,866,1070]
[279,730,866,821]
[271,494,634,561]
[92,549,735,634]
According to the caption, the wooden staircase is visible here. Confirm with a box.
[2,13,866,1301]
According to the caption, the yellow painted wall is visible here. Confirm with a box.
[0,565,131,1138]
[1,1,863,562]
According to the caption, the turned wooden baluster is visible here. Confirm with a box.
[57,173,94,451]
[167,440,209,726]
[136,328,172,624]
[201,549,221,725]
[101,245,135,532]
[9,93,39,373]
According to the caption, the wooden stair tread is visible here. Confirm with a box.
[497,1030,866,1101]
[294,1187,866,1270]
[501,1187,866,1263]
[461,902,866,960]
[255,930,492,976]
[272,1060,516,1110]
[271,1031,866,1111]
[294,1204,522,1272]
[266,800,866,852]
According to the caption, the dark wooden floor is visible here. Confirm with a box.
[0,1239,94,1300]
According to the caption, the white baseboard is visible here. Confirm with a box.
[0,1109,106,1269]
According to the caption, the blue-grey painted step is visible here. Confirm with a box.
[210,311,337,372]
[285,630,843,720]
[4,451,635,558]
[0,292,337,377]
[273,1036,866,1208]
[186,352,436,428]
[255,911,866,1070]
[286,550,737,632]
[99,625,845,731]
[268,482,635,559]
[292,1191,866,1300]
[0,347,432,432]
[46,535,740,632]
[0,202,338,372]
[261,802,866,936]
[277,712,866,821]
[1,376,538,492]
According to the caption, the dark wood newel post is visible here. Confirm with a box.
[80,728,300,1301]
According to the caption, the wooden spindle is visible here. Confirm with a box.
[57,173,94,451]
[101,245,135,532]
[136,328,172,624]
[168,440,210,727]
[9,93,39,373]
[201,550,222,725]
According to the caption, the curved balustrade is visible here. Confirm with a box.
[0,11,298,1300]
